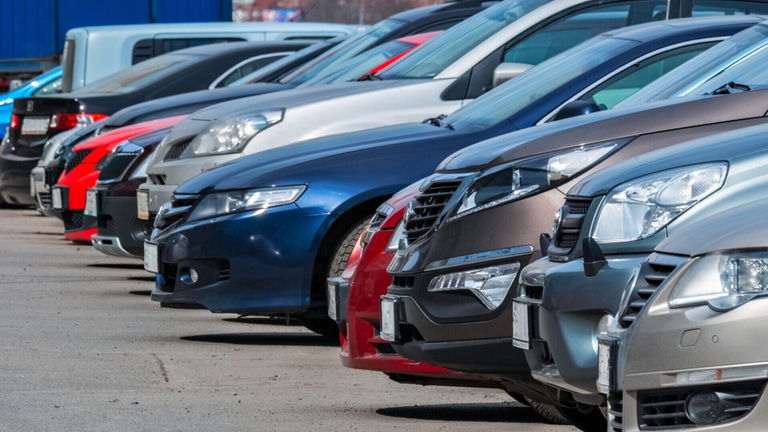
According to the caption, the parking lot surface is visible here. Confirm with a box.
[0,209,576,432]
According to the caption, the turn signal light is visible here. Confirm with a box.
[9,114,19,129]
[49,113,108,131]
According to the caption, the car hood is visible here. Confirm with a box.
[656,197,768,257]
[187,80,421,122]
[567,121,768,197]
[175,121,446,194]
[104,83,288,127]
[437,89,768,173]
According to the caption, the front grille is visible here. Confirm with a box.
[45,165,64,187]
[65,148,94,173]
[63,211,84,231]
[99,153,140,181]
[38,191,52,207]
[154,195,196,230]
[552,197,593,250]
[103,217,118,236]
[404,179,462,244]
[609,392,624,431]
[618,253,687,328]
[149,174,166,185]
[163,140,191,161]
[217,263,231,282]
[391,276,414,288]
[637,380,766,429]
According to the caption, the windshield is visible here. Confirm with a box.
[279,19,403,85]
[618,24,768,106]
[298,40,415,86]
[380,0,551,80]
[231,38,342,86]
[446,35,638,130]
[74,53,193,94]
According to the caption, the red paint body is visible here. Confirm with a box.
[365,31,441,75]
[339,183,460,378]
[57,116,185,241]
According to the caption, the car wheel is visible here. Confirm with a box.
[555,404,607,431]
[525,397,570,424]
[300,217,370,338]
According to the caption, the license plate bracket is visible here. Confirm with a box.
[512,300,534,350]
[21,117,49,135]
[137,189,149,220]
[52,187,63,209]
[380,295,401,342]
[326,277,349,324]
[144,242,159,273]
[597,337,619,394]
[84,189,98,217]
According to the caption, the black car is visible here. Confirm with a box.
[1,40,312,206]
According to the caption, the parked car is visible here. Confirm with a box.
[60,22,357,92]
[604,195,768,431]
[0,67,62,140]
[52,116,185,242]
[382,21,768,425]
[515,119,768,417]
[141,12,737,335]
[140,0,712,222]
[1,41,313,206]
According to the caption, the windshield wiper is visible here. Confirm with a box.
[424,114,454,130]
[357,73,382,82]
[710,81,751,95]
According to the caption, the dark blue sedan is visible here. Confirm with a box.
[147,16,760,335]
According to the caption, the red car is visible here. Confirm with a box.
[335,183,494,386]
[52,116,185,242]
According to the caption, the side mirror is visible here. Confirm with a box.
[551,100,603,121]
[492,62,532,88]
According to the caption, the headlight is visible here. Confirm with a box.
[593,163,727,243]
[187,109,284,156]
[129,154,151,180]
[668,251,768,311]
[428,263,520,310]
[187,185,306,220]
[450,140,623,220]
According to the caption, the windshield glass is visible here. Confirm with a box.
[279,19,403,85]
[446,35,637,130]
[380,0,551,80]
[231,39,340,86]
[618,24,768,106]
[298,40,415,86]
[74,54,193,94]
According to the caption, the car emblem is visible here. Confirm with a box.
[552,206,565,237]
[26,100,34,112]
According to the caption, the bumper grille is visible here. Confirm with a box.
[65,148,94,173]
[609,392,624,431]
[38,191,52,207]
[63,211,84,231]
[551,197,592,253]
[404,179,462,244]
[99,153,140,181]
[163,140,191,161]
[638,380,766,429]
[618,253,687,328]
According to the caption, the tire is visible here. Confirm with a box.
[555,405,607,432]
[299,217,370,338]
[505,391,530,406]
[526,397,571,425]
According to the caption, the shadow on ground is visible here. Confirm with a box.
[376,403,541,423]
[181,332,338,347]
[129,290,153,296]
[88,263,145,270]
[222,316,301,326]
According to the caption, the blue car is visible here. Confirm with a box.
[0,67,62,139]
[147,16,758,335]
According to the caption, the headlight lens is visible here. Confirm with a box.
[187,185,306,220]
[450,140,622,220]
[187,109,284,156]
[668,252,768,310]
[428,262,520,310]
[593,163,727,243]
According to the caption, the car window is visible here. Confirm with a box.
[504,1,667,65]
[691,0,768,16]
[32,77,62,96]
[299,40,416,86]
[578,41,718,109]
[216,53,291,88]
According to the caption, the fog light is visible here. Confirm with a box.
[189,268,199,284]
[427,263,520,310]
[685,392,723,424]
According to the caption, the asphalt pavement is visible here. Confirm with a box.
[0,208,577,432]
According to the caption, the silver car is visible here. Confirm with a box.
[602,197,768,431]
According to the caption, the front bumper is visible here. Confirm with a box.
[0,155,37,205]
[517,254,648,400]
[610,297,768,431]
[92,184,147,258]
[150,203,325,314]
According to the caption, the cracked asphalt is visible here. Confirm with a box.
[0,209,577,432]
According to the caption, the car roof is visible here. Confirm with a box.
[66,22,359,35]
[156,40,310,57]
[398,31,444,45]
[389,0,498,22]
[603,15,764,42]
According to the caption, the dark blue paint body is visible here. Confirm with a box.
[150,17,758,314]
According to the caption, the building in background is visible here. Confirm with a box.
[233,0,443,24]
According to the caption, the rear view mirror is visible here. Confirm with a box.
[551,100,603,121]
[492,62,533,87]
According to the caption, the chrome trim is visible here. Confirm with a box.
[91,235,139,259]
[425,245,534,271]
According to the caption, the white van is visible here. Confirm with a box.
[61,22,360,91]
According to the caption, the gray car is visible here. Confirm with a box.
[602,197,768,431]
[514,120,768,407]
